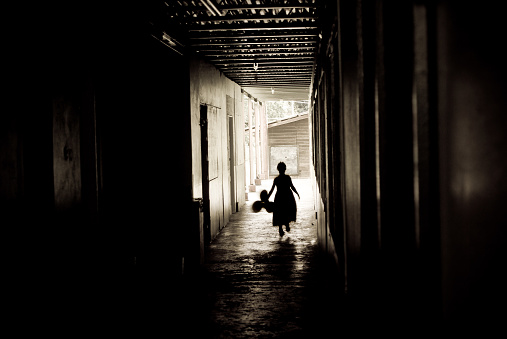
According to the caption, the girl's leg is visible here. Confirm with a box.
[286,224,290,232]
[278,225,284,236]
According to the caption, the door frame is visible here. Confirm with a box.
[200,104,211,244]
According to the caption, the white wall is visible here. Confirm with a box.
[190,57,245,241]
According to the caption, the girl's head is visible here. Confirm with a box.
[277,162,287,174]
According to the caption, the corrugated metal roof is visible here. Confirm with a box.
[151,1,321,101]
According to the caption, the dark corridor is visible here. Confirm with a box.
[2,0,507,336]
[176,180,345,338]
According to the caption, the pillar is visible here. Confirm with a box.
[248,98,256,192]
[260,103,269,179]
[255,101,262,185]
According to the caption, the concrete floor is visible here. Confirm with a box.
[99,179,346,337]
[195,179,344,337]
[62,179,469,337]
[25,179,449,336]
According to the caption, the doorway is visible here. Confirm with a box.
[229,115,237,212]
[200,104,211,244]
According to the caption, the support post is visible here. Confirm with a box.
[260,103,269,179]
[255,101,262,185]
[248,98,256,192]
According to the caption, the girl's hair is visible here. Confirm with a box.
[277,162,286,173]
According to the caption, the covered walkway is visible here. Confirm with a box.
[3,1,507,336]
[201,179,339,337]
[173,180,441,337]
[170,179,344,337]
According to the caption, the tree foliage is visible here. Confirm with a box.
[265,101,309,122]
[244,99,309,130]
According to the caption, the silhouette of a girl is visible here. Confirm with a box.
[267,162,300,236]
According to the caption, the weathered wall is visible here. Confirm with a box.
[310,0,346,289]
[437,2,507,324]
[3,4,194,316]
[0,108,25,217]
[52,91,82,212]
[233,96,246,212]
[311,0,432,321]
[310,0,507,328]
[190,57,245,242]
[96,24,193,282]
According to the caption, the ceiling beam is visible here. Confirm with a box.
[230,73,312,78]
[243,85,310,90]
[229,68,313,72]
[211,56,315,62]
[191,40,317,47]
[203,51,315,58]
[215,61,315,68]
[188,22,319,32]
[168,3,318,14]
[234,78,314,81]
[189,32,317,39]
[197,46,315,53]
[232,80,312,84]
[219,64,313,69]
[189,14,317,23]
[226,73,312,77]
[236,75,311,79]
[221,4,318,11]
[231,80,312,84]
[226,75,313,79]
[222,68,313,72]
[221,69,313,74]
[238,83,311,87]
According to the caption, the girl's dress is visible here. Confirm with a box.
[272,174,297,226]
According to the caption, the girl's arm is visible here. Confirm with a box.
[267,181,276,199]
[290,178,300,199]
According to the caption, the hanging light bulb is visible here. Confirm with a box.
[271,87,275,95]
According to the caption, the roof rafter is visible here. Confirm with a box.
[188,31,318,39]
[188,22,318,32]
[157,0,321,101]
[188,14,317,23]
[221,4,318,11]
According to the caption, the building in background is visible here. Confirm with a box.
[268,114,310,178]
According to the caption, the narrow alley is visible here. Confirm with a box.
[122,180,343,338]
[3,1,507,336]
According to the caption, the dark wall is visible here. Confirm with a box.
[96,17,192,276]
[311,0,507,330]
[437,2,507,324]
[3,2,193,325]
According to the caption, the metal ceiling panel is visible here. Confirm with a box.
[155,0,321,101]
